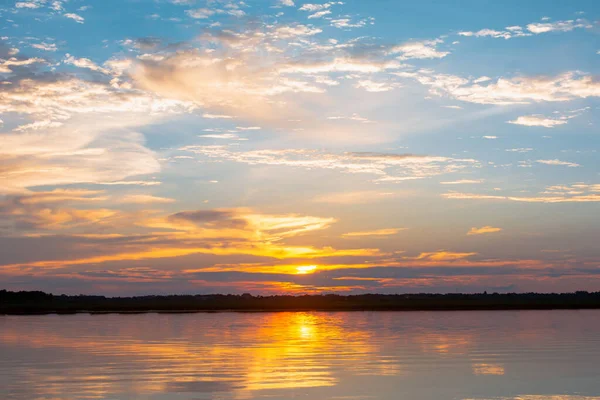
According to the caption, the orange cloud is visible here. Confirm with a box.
[416,251,477,261]
[342,228,406,238]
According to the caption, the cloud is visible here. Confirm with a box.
[202,113,234,119]
[527,19,591,34]
[186,8,215,18]
[186,3,246,19]
[308,10,330,19]
[179,146,478,183]
[467,226,502,235]
[130,34,330,124]
[354,79,397,92]
[64,13,85,23]
[536,159,580,167]
[342,228,405,238]
[15,1,43,8]
[416,251,477,261]
[458,27,529,40]
[330,17,373,29]
[443,184,600,203]
[120,195,176,204]
[31,42,57,52]
[200,133,247,140]
[0,189,119,232]
[278,58,401,74]
[396,71,600,105]
[0,74,195,193]
[64,54,109,74]
[440,179,483,185]
[508,115,566,127]
[313,191,396,204]
[508,108,588,127]
[388,39,449,60]
[277,0,295,6]
[1,204,383,272]
[458,19,590,40]
[298,2,343,12]
[0,56,47,73]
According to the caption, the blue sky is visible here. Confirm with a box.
[0,0,599,295]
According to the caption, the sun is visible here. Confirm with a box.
[295,265,317,274]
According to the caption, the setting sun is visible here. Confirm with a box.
[296,265,317,275]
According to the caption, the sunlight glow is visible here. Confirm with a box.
[296,265,317,274]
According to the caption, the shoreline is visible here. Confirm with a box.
[3,305,600,315]
[4,290,600,315]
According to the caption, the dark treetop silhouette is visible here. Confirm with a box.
[2,290,600,314]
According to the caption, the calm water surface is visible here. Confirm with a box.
[1,310,599,400]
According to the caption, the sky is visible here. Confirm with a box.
[0,0,599,295]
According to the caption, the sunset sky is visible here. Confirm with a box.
[1,0,599,295]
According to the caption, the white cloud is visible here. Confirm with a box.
[458,26,530,40]
[440,179,483,185]
[299,2,343,12]
[354,79,396,92]
[273,24,322,38]
[120,195,176,204]
[64,54,109,74]
[32,42,57,52]
[508,115,568,128]
[536,159,580,168]
[202,113,234,119]
[15,1,44,9]
[179,146,478,183]
[186,8,214,18]
[398,71,600,105]
[330,17,372,29]
[457,19,590,40]
[389,39,449,60]
[279,58,401,74]
[64,13,85,23]
[187,5,247,18]
[508,108,588,127]
[200,133,248,140]
[527,19,591,34]
[308,10,331,19]
[444,189,600,203]
[0,57,46,73]
[0,76,196,193]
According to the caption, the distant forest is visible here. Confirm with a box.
[2,290,600,314]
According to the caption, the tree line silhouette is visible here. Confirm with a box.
[2,289,600,314]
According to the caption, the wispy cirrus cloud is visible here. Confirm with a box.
[508,115,568,128]
[396,70,600,105]
[388,39,449,60]
[64,13,84,23]
[536,159,580,167]
[179,146,479,183]
[342,228,406,238]
[443,183,600,203]
[458,18,591,40]
[467,226,502,235]
[508,108,588,127]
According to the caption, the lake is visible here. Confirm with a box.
[1,310,599,399]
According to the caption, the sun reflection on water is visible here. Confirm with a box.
[1,311,600,399]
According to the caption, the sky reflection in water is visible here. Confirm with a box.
[1,310,599,400]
